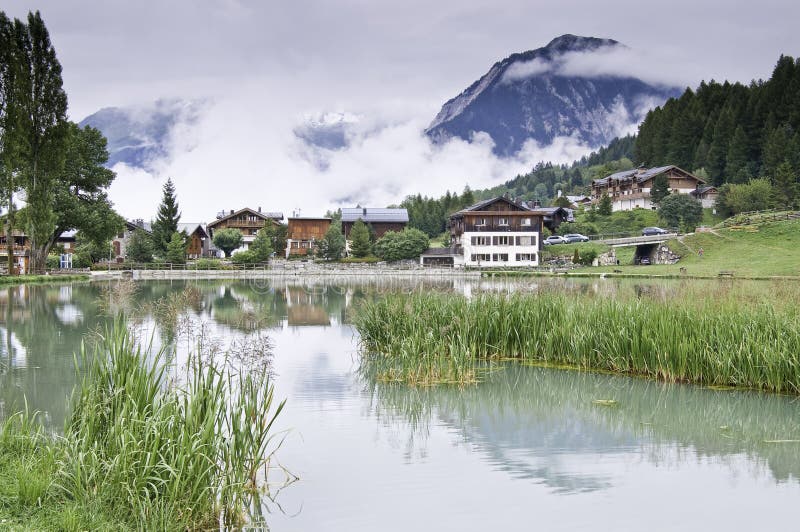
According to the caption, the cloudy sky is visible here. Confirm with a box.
[5,0,800,221]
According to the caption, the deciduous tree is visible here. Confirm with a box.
[212,228,242,258]
[658,194,703,231]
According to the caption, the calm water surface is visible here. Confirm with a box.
[1,277,799,531]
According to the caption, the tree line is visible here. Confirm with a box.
[636,55,800,205]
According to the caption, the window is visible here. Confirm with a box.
[493,236,511,246]
[471,236,491,246]
[498,217,509,226]
[475,217,487,226]
[301,241,310,248]
[471,253,491,262]
[521,218,531,226]
[516,253,536,262]
[291,241,300,248]
[492,253,509,262]
[516,236,534,246]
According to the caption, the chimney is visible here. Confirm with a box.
[258,206,261,213]
[637,164,646,174]
[362,207,367,216]
[533,199,541,208]
[230,209,234,215]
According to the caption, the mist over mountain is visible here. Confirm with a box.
[426,34,681,156]
[79,99,204,170]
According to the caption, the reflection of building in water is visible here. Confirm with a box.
[285,285,332,327]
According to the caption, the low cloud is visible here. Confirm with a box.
[107,92,599,223]
[501,44,695,88]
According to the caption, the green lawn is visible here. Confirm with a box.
[593,218,800,278]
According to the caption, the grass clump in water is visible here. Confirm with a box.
[355,292,800,392]
[0,320,285,530]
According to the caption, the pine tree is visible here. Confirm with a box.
[772,161,798,208]
[597,193,612,216]
[126,229,154,263]
[725,126,750,181]
[349,219,371,258]
[165,231,187,264]
[249,227,273,262]
[152,178,181,255]
[319,222,345,260]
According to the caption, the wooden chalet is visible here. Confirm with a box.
[177,223,210,259]
[207,208,284,253]
[286,217,332,257]
[340,208,408,240]
[436,196,552,268]
[591,165,707,211]
[690,185,719,209]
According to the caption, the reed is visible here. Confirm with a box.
[0,320,285,530]
[354,291,800,393]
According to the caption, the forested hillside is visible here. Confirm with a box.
[636,55,800,186]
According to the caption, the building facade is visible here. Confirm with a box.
[286,217,332,257]
[448,197,545,268]
[177,223,211,259]
[591,166,707,211]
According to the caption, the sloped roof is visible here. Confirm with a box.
[451,196,532,217]
[592,165,704,186]
[341,208,409,223]
[126,220,152,233]
[177,223,209,238]
[208,207,284,228]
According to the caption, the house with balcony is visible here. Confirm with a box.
[286,217,332,257]
[207,207,284,254]
[431,196,549,268]
[0,231,30,274]
[591,165,707,211]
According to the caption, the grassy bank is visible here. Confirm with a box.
[596,218,800,278]
[0,274,90,285]
[355,291,800,392]
[0,322,284,530]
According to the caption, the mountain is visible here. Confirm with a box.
[79,99,203,170]
[426,34,681,156]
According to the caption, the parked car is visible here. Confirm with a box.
[639,257,651,265]
[543,235,568,245]
[563,233,590,243]
[642,227,669,236]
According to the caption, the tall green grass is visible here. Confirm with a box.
[0,320,285,530]
[355,292,800,393]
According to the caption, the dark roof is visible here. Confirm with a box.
[451,196,533,217]
[288,217,332,221]
[126,220,152,233]
[208,207,284,228]
[592,165,705,186]
[341,208,408,223]
[690,186,717,196]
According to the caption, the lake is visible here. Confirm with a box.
[1,277,798,531]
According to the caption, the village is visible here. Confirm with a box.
[0,165,716,274]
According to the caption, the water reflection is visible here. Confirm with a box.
[363,363,800,493]
[1,275,798,506]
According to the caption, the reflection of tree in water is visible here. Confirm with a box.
[363,363,800,493]
[0,283,111,428]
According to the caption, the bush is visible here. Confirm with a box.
[339,256,381,264]
[46,255,60,269]
[374,228,430,261]
[189,258,227,270]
